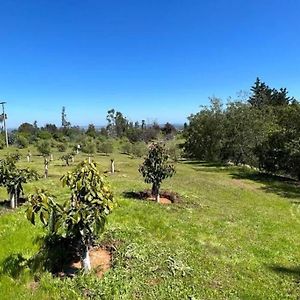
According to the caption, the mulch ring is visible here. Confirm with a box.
[123,190,182,204]
[60,242,118,279]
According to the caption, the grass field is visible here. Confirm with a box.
[0,147,299,299]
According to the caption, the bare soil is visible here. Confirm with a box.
[123,190,182,204]
[147,196,172,204]
[67,247,112,278]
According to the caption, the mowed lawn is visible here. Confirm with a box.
[0,147,299,299]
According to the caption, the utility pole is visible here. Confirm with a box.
[0,102,8,147]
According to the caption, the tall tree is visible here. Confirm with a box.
[184,97,225,161]
[61,106,71,128]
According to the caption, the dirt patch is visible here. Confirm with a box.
[67,247,111,278]
[147,196,172,204]
[123,190,182,204]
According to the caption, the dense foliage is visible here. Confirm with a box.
[184,78,300,179]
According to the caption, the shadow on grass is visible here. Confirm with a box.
[230,169,300,200]
[183,160,226,167]
[123,190,182,203]
[0,253,28,278]
[269,265,300,278]
[182,160,235,174]
[0,198,27,210]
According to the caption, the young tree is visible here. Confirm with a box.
[120,140,132,154]
[131,141,147,157]
[98,141,114,156]
[60,153,74,166]
[37,140,51,156]
[57,142,67,152]
[0,154,39,208]
[139,143,175,202]
[27,161,115,272]
[81,139,96,163]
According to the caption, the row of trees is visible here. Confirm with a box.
[184,78,300,179]
[1,108,177,150]
[24,143,175,273]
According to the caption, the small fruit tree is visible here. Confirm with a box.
[26,161,115,272]
[0,153,39,208]
[139,143,175,202]
[60,153,74,166]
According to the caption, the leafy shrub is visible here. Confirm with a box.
[97,141,114,155]
[121,141,132,154]
[81,140,96,154]
[37,140,51,156]
[15,135,29,148]
[131,142,147,157]
[57,142,67,152]
[0,136,5,149]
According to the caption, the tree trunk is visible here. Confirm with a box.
[50,154,53,161]
[151,184,160,203]
[82,246,91,272]
[15,191,18,208]
[10,193,15,209]
[88,156,91,164]
[110,160,115,174]
[27,155,30,162]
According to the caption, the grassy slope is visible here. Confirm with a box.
[0,147,299,299]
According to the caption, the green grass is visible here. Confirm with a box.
[0,147,299,299]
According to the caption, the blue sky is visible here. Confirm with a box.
[1,0,300,128]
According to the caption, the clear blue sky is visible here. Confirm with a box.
[1,0,300,128]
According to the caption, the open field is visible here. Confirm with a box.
[0,147,299,299]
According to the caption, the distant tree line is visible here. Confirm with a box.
[184,78,300,179]
[2,107,178,157]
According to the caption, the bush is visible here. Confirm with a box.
[97,141,114,155]
[81,139,96,154]
[168,143,182,162]
[121,141,132,154]
[131,142,147,157]
[15,135,29,149]
[0,136,5,149]
[37,140,51,156]
[57,143,67,152]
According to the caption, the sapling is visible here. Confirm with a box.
[26,161,115,273]
[139,143,175,202]
[0,154,39,208]
[61,161,115,271]
[60,153,73,166]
